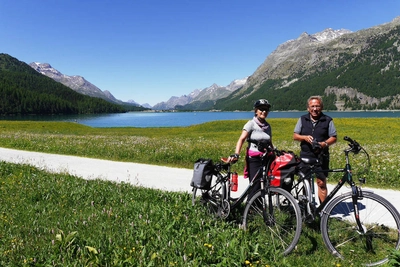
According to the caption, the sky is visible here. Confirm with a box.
[1,1,400,106]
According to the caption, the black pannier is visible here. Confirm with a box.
[190,158,214,189]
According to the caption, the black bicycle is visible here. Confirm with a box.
[291,136,400,266]
[191,147,302,256]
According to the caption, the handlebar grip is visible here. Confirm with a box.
[343,136,353,143]
[344,136,362,153]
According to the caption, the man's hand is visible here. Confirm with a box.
[311,140,322,154]
[304,135,314,144]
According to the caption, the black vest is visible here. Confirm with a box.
[299,113,332,158]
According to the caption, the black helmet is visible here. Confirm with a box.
[254,99,271,109]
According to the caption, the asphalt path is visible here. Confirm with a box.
[0,147,399,214]
[0,147,193,193]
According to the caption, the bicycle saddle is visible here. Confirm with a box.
[301,158,319,165]
[221,157,229,163]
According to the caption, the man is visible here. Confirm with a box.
[293,96,337,203]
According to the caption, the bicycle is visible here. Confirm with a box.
[291,136,400,266]
[191,146,302,256]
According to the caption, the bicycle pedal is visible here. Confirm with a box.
[305,214,315,223]
[200,198,208,205]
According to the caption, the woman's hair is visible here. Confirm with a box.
[307,95,324,109]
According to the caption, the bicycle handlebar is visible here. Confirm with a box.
[343,136,362,154]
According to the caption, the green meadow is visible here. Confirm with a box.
[0,118,399,266]
[0,118,399,189]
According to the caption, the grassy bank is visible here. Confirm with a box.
[0,118,399,266]
[3,161,400,266]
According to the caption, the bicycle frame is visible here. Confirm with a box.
[228,157,271,210]
[315,149,358,213]
[296,136,369,231]
[193,149,304,255]
[209,151,275,216]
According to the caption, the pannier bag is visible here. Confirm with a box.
[190,158,214,189]
[269,151,299,189]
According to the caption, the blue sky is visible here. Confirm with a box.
[1,1,399,106]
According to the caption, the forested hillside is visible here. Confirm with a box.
[173,21,400,111]
[214,25,400,111]
[0,54,137,115]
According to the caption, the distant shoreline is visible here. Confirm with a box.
[0,111,399,128]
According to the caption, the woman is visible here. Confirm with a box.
[227,99,274,201]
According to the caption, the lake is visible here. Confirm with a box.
[1,111,400,128]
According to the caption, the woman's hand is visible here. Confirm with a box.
[227,153,239,163]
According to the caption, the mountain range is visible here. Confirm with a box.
[29,62,143,107]
[28,62,247,110]
[215,16,400,111]
[20,15,400,111]
[152,77,248,110]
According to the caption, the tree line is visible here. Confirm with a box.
[0,54,141,115]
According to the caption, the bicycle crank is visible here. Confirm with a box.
[217,199,230,219]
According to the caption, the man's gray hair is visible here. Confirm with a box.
[307,95,324,109]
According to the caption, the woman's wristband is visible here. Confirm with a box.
[324,141,329,147]
[230,153,240,159]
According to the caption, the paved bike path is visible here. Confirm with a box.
[0,147,193,193]
[0,147,399,212]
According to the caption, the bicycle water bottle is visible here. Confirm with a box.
[231,172,238,192]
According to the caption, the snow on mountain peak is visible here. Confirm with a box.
[312,28,352,43]
[226,77,248,91]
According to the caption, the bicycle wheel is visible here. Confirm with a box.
[242,187,302,256]
[292,178,314,222]
[192,174,230,218]
[191,187,200,206]
[320,191,400,266]
[192,173,222,205]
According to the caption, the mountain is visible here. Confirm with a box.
[214,16,400,111]
[246,28,352,87]
[0,53,128,115]
[29,62,143,107]
[28,61,246,110]
[140,103,152,109]
[152,77,248,110]
[14,16,400,112]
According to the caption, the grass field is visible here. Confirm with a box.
[0,118,399,266]
[0,118,399,189]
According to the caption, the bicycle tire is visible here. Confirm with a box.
[292,178,313,222]
[192,174,229,217]
[320,191,400,266]
[192,173,222,205]
[242,187,302,256]
[191,187,199,206]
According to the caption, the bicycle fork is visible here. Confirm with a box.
[349,185,376,252]
[295,170,318,222]
[260,168,275,226]
[351,185,367,234]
